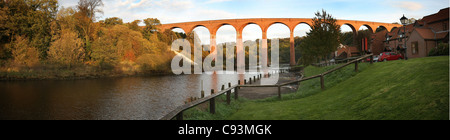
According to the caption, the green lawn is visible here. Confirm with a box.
[228,56,449,120]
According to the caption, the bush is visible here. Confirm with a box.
[429,43,449,56]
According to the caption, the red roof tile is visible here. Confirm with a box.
[422,8,449,24]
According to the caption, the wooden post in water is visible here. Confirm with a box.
[210,89,215,114]
[320,74,325,90]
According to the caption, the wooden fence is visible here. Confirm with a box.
[160,54,374,120]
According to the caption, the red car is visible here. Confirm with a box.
[379,52,404,62]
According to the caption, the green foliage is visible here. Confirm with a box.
[429,43,449,56]
[299,10,341,66]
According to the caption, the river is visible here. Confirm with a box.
[0,67,287,120]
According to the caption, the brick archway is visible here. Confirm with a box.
[161,18,401,66]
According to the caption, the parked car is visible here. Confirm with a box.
[378,52,404,62]
[365,55,379,62]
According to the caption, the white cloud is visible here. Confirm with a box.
[392,1,424,11]
[205,0,233,4]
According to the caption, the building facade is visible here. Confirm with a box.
[370,7,449,58]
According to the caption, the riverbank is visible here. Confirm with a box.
[0,65,173,81]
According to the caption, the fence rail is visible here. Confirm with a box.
[160,54,373,120]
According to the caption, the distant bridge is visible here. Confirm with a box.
[160,18,401,66]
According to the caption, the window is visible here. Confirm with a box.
[444,23,448,31]
[411,41,419,54]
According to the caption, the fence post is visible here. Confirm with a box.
[234,86,239,100]
[226,90,231,105]
[176,111,183,120]
[278,85,281,99]
[210,89,215,114]
[370,55,373,64]
[355,61,359,72]
[320,74,325,90]
[201,90,205,98]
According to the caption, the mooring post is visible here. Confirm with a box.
[210,89,215,114]
[320,74,325,90]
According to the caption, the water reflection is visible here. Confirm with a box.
[0,70,267,120]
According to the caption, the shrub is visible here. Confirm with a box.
[429,43,449,56]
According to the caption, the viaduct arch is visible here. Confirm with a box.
[160,18,401,66]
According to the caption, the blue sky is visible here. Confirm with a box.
[59,0,449,44]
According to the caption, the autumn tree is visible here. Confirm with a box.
[10,36,40,68]
[48,29,85,68]
[1,0,58,59]
[104,17,123,26]
[299,10,341,65]
[75,0,103,59]
[127,20,142,32]
[142,18,161,40]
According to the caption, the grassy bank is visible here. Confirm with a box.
[227,56,449,120]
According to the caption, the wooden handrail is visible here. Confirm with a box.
[160,54,373,120]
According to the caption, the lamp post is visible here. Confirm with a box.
[400,14,408,60]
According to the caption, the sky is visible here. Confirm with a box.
[59,0,449,44]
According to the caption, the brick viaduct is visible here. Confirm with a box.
[159,18,401,66]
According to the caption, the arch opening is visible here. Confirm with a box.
[267,23,290,64]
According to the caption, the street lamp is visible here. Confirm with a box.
[400,14,408,60]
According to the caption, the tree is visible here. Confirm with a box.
[1,0,58,59]
[299,10,341,65]
[142,18,161,40]
[48,29,85,67]
[10,36,40,68]
[104,17,123,26]
[75,0,103,60]
[127,20,142,32]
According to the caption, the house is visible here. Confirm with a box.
[405,8,449,58]
[335,44,360,59]
[373,7,449,59]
